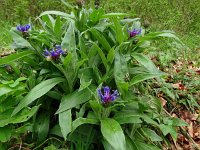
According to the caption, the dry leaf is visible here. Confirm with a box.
[172,82,186,90]
[188,122,194,138]
[159,97,167,106]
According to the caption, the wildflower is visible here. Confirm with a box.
[16,24,31,33]
[98,86,119,104]
[43,45,65,61]
[128,28,141,38]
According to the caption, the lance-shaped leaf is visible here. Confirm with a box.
[59,109,72,141]
[56,86,95,114]
[132,140,161,150]
[62,22,77,90]
[39,11,75,20]
[72,118,99,132]
[101,118,126,150]
[0,127,12,142]
[10,30,34,50]
[0,106,39,127]
[114,49,129,94]
[129,72,165,86]
[102,13,129,18]
[62,22,76,53]
[132,53,162,73]
[90,28,111,52]
[12,77,65,116]
[0,51,35,66]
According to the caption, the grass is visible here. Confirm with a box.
[0,21,12,51]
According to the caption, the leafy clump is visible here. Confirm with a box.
[0,2,188,150]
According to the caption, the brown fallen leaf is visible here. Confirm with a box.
[196,70,200,75]
[188,122,194,138]
[172,82,186,90]
[159,97,167,107]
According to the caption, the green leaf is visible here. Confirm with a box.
[171,118,188,126]
[0,51,35,65]
[0,106,39,127]
[142,128,162,141]
[141,115,159,126]
[61,22,77,90]
[46,91,62,101]
[88,44,98,66]
[89,8,104,23]
[113,18,124,44]
[0,86,13,97]
[129,73,165,86]
[89,101,103,119]
[42,15,55,29]
[102,139,115,150]
[56,87,95,114]
[132,141,161,150]
[39,11,75,20]
[114,112,142,124]
[34,111,50,143]
[94,43,108,71]
[44,145,57,150]
[9,77,26,88]
[72,118,99,132]
[50,124,62,137]
[132,53,162,73]
[125,135,138,150]
[59,109,72,140]
[0,143,6,150]
[161,87,176,100]
[157,32,181,42]
[114,50,128,82]
[61,22,76,53]
[90,28,111,52]
[79,74,92,91]
[0,127,12,142]
[114,49,129,94]
[11,106,39,124]
[102,13,129,18]
[159,124,177,141]
[12,77,65,116]
[101,118,126,150]
[54,16,62,38]
[107,47,115,64]
[127,133,161,150]
[10,30,34,50]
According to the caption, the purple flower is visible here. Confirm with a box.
[98,86,119,104]
[44,45,64,61]
[16,24,31,33]
[128,28,141,38]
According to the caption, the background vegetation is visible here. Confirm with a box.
[1,0,200,33]
[1,0,200,48]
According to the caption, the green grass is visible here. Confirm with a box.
[0,21,12,49]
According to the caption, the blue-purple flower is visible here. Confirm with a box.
[16,24,31,33]
[128,28,141,38]
[98,86,119,104]
[44,45,65,61]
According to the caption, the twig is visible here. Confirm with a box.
[8,145,31,150]
[33,137,63,150]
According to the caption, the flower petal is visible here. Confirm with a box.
[111,90,119,101]
[98,89,104,101]
[103,86,110,96]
